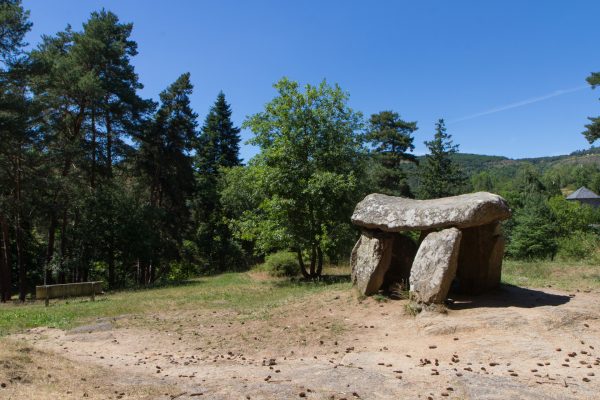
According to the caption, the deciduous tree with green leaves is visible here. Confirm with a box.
[241,78,365,278]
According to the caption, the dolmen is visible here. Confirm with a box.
[350,192,511,304]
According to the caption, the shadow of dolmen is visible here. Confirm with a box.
[447,284,571,310]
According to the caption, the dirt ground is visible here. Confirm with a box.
[2,284,600,400]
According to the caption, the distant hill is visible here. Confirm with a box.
[447,146,600,175]
[405,146,600,189]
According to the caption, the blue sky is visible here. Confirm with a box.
[23,1,600,160]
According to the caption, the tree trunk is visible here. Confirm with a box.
[91,108,97,189]
[108,248,115,288]
[45,212,57,285]
[296,249,309,279]
[316,246,323,277]
[15,151,25,302]
[58,209,68,284]
[105,109,113,178]
[0,214,11,302]
[309,245,316,277]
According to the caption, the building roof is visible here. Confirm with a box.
[566,187,600,200]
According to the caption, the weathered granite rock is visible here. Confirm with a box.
[381,234,418,292]
[350,231,393,295]
[456,222,504,294]
[351,192,511,232]
[410,228,462,304]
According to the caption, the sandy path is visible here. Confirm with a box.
[7,285,600,399]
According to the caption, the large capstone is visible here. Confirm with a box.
[351,192,511,232]
[409,228,462,304]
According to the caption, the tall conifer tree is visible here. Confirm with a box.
[194,92,241,271]
[418,119,466,199]
[366,111,418,197]
[137,73,198,282]
[0,0,31,301]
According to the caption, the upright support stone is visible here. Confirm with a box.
[410,228,462,304]
[351,230,393,295]
[486,232,505,289]
[456,222,504,294]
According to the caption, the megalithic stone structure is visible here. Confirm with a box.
[350,192,511,304]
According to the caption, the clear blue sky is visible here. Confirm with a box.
[23,0,600,160]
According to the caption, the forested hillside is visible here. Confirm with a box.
[1,1,600,301]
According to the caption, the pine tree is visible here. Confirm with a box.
[366,111,417,197]
[583,72,600,144]
[137,73,198,283]
[418,119,466,199]
[0,0,32,301]
[194,92,242,271]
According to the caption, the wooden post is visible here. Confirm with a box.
[91,282,95,302]
[45,285,49,307]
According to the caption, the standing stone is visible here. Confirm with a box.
[410,228,462,304]
[351,230,393,295]
[456,222,504,294]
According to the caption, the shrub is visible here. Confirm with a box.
[556,231,600,261]
[263,251,300,277]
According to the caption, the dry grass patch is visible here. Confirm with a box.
[0,337,176,399]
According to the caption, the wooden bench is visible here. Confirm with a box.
[36,282,103,306]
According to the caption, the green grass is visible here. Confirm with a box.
[502,259,600,290]
[0,271,351,337]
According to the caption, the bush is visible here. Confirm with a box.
[506,195,558,260]
[262,251,300,277]
[556,232,600,261]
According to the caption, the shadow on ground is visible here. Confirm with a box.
[447,284,571,310]
[274,274,352,288]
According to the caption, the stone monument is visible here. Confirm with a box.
[350,192,511,304]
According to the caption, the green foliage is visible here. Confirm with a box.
[240,78,365,277]
[262,251,299,277]
[366,111,418,197]
[418,119,466,199]
[4,3,600,299]
[556,232,600,261]
[193,92,243,272]
[507,195,558,260]
[583,72,600,144]
[548,195,599,235]
[471,171,495,192]
[0,0,31,65]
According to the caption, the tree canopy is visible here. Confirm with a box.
[240,78,364,278]
[366,111,418,197]
[418,119,466,199]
